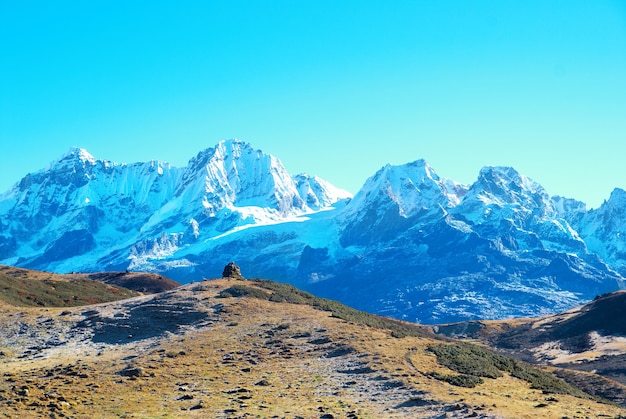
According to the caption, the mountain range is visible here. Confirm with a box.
[1,139,625,323]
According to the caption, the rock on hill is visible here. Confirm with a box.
[0,277,623,418]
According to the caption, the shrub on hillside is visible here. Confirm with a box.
[428,342,589,398]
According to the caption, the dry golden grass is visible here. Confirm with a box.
[0,279,624,418]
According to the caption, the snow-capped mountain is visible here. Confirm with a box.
[0,140,350,273]
[451,166,587,253]
[570,188,626,276]
[0,140,624,323]
[339,160,461,246]
[303,162,622,323]
[0,147,182,266]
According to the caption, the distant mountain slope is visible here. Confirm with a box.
[0,276,622,418]
[1,139,625,323]
[434,290,626,405]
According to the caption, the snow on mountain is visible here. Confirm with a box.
[0,140,351,273]
[294,173,352,210]
[177,139,303,213]
[0,147,181,267]
[574,188,626,275]
[553,195,588,219]
[453,166,553,225]
[451,166,587,253]
[126,140,352,270]
[0,140,625,324]
[339,160,462,246]
[300,162,620,323]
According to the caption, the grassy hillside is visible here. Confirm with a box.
[0,276,624,417]
[0,265,140,307]
[222,280,603,399]
[81,271,180,294]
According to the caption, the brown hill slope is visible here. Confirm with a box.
[0,265,141,307]
[79,271,180,294]
[0,278,623,418]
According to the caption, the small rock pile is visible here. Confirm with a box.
[222,262,244,280]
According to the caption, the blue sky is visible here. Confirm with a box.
[1,1,625,208]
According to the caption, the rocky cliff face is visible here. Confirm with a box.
[0,141,624,323]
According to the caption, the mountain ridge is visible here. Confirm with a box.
[1,139,625,324]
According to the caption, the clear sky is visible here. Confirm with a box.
[1,1,625,208]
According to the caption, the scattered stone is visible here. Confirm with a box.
[189,401,204,410]
[395,397,440,408]
[118,366,145,378]
[324,344,355,358]
[308,337,332,345]
[224,387,251,394]
[337,366,375,375]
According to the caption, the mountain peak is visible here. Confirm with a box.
[478,165,524,187]
[339,159,459,245]
[607,188,626,206]
[186,139,261,173]
[181,138,300,212]
[216,138,254,153]
[348,159,467,216]
[60,147,97,164]
[471,165,547,206]
[294,173,352,209]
